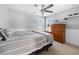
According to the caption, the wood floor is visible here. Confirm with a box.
[39,41,79,55]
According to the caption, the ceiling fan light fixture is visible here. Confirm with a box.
[34,4,54,16]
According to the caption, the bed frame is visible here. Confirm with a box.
[29,43,52,55]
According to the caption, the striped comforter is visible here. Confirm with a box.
[0,30,53,55]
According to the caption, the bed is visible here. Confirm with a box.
[0,29,54,55]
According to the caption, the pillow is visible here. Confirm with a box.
[0,31,3,41]
[0,36,2,41]
[0,28,9,41]
[2,29,9,38]
[0,31,7,41]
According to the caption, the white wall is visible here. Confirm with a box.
[66,16,79,46]
[66,29,79,46]
[49,6,79,46]
[0,4,9,28]
[0,4,40,30]
[8,9,37,29]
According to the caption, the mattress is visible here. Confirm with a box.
[0,30,53,55]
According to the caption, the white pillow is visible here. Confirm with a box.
[0,37,2,41]
[0,30,7,41]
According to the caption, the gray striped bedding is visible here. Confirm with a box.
[0,30,53,55]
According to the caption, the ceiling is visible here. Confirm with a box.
[8,4,79,16]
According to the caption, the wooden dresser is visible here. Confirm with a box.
[51,24,65,43]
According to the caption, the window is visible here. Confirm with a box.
[46,18,54,32]
[36,17,45,31]
[35,17,55,31]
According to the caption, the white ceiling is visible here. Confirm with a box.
[8,4,79,16]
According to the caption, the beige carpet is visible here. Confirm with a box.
[39,41,79,55]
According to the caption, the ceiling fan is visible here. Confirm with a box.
[34,4,53,16]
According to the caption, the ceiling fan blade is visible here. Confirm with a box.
[44,4,53,9]
[34,4,41,11]
[34,4,38,7]
[42,4,44,8]
[44,10,53,13]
